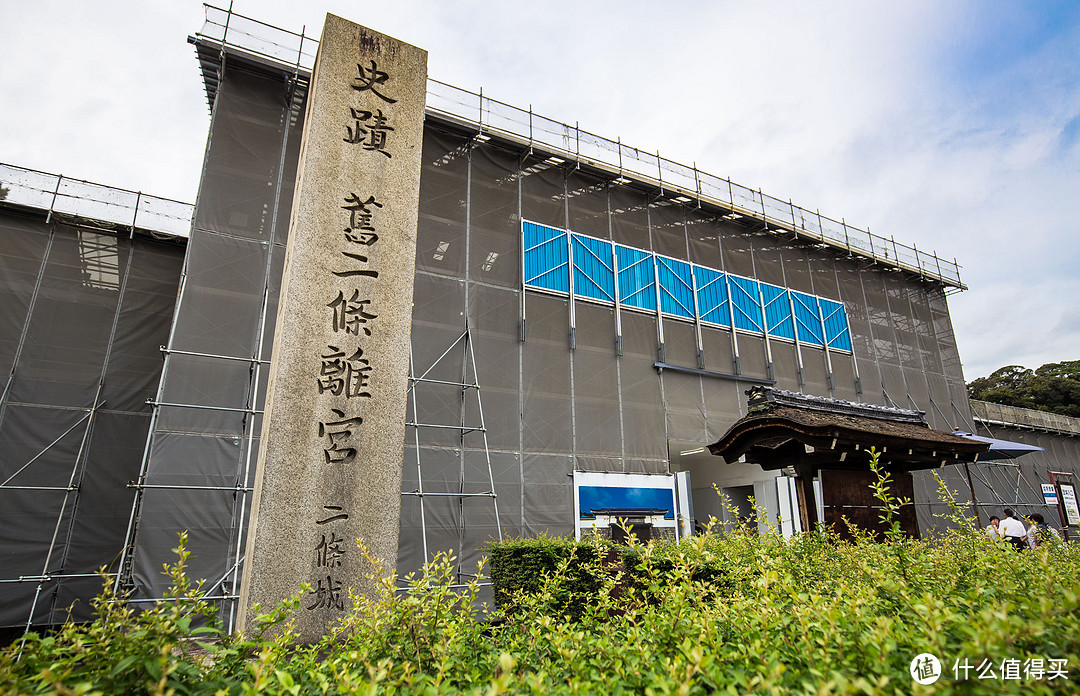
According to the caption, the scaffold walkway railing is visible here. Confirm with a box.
[193,3,965,290]
[0,163,194,239]
[972,400,1080,437]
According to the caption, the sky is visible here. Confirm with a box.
[1,0,1077,381]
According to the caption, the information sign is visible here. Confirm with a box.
[1059,483,1080,526]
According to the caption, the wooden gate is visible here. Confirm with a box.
[819,469,919,541]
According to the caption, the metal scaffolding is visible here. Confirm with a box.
[405,325,503,588]
[192,3,965,290]
[112,43,309,631]
[14,5,1078,639]
[0,166,188,631]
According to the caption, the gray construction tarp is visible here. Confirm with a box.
[0,211,183,627]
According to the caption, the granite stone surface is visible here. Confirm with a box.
[237,13,427,641]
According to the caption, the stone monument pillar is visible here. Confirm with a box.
[237,14,427,641]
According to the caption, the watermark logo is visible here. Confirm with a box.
[953,657,1069,681]
[910,653,942,685]
[909,654,1070,684]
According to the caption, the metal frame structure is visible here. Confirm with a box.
[113,33,311,629]
[113,8,507,621]
[0,164,190,634]
[972,400,1080,436]
[21,6,1079,638]
[188,9,981,551]
[405,326,503,588]
[0,163,193,238]
[907,400,1080,528]
[967,403,1080,516]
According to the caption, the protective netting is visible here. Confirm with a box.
[912,424,1077,535]
[0,212,183,628]
[332,113,1002,573]
[125,59,305,619]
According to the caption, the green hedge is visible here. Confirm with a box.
[4,478,1080,694]
[487,535,615,617]
[488,535,736,615]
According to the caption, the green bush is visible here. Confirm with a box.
[486,533,738,615]
[487,535,620,618]
[4,468,1080,694]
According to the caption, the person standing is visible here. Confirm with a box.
[999,509,1027,550]
[985,515,1001,539]
[1025,514,1038,549]
[1025,513,1059,549]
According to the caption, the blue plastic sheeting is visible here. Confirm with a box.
[761,283,795,340]
[657,256,694,318]
[694,265,730,327]
[578,485,675,519]
[571,234,614,302]
[523,221,568,293]
[615,244,656,311]
[523,221,853,353]
[821,298,853,351]
[791,291,825,346]
[728,275,764,333]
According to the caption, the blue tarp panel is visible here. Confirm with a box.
[694,265,730,327]
[657,256,694,318]
[571,233,614,302]
[521,222,853,353]
[762,283,794,340]
[791,291,825,346]
[524,221,568,293]
[729,275,764,333]
[821,298,852,351]
[615,244,656,311]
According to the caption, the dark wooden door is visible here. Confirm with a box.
[819,469,919,541]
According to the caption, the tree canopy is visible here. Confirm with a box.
[967,360,1080,417]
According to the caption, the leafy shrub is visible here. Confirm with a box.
[0,533,254,695]
[3,467,1079,695]
[487,534,616,618]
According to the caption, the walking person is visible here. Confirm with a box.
[998,509,1027,550]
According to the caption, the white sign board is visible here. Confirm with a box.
[1059,483,1080,526]
[573,470,682,540]
[1042,483,1059,505]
